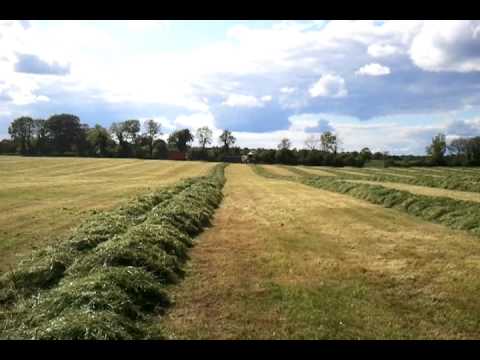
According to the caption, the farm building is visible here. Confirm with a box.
[168,151,187,160]
[241,151,256,164]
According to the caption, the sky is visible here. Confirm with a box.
[1,20,480,154]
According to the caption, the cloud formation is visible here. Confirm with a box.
[410,20,480,72]
[14,53,70,75]
[309,74,348,98]
[1,20,480,154]
[356,63,391,76]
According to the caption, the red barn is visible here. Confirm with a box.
[168,151,187,160]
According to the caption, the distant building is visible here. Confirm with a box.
[241,151,256,164]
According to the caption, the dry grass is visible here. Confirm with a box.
[261,164,298,177]
[298,166,337,176]
[162,164,480,339]
[0,156,215,272]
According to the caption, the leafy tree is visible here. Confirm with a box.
[32,119,49,154]
[87,124,113,156]
[168,129,194,152]
[360,147,372,162]
[122,120,141,144]
[196,126,213,151]
[278,138,292,150]
[275,148,297,165]
[0,139,16,154]
[219,130,236,152]
[8,116,34,154]
[426,133,447,165]
[448,138,468,157]
[152,139,168,159]
[110,120,140,156]
[320,131,338,154]
[45,114,84,154]
[143,120,161,158]
[110,122,127,156]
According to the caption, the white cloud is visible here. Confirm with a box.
[261,95,272,102]
[309,74,347,98]
[280,87,296,94]
[367,43,400,57]
[410,20,480,72]
[355,63,391,76]
[222,94,263,107]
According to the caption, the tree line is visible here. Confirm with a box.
[1,114,201,159]
[1,114,479,167]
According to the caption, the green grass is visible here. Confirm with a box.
[317,166,480,193]
[0,156,215,272]
[0,163,227,340]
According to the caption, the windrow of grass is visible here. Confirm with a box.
[0,164,227,340]
[252,165,480,236]
[305,167,480,194]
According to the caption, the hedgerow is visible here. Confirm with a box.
[0,163,227,339]
[252,165,480,236]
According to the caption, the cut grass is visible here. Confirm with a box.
[255,165,480,236]
[0,156,215,272]
[162,164,480,339]
[344,179,480,203]
[297,166,337,177]
[288,164,480,194]
[0,164,227,339]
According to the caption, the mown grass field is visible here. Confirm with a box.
[2,157,480,339]
[162,164,480,339]
[0,156,215,272]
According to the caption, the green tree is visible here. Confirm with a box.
[168,129,194,152]
[33,119,49,154]
[152,139,168,159]
[87,124,113,156]
[426,133,447,165]
[219,130,236,152]
[45,114,84,154]
[360,147,372,162]
[123,120,141,144]
[110,120,140,156]
[143,120,161,158]
[8,116,34,154]
[320,131,338,154]
[196,126,213,151]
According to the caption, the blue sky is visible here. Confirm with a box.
[1,20,480,154]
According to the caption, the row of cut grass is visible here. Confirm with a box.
[309,167,480,193]
[0,164,227,340]
[252,165,480,236]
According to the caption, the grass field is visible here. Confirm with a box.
[162,165,480,339]
[0,156,214,272]
[2,157,480,339]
